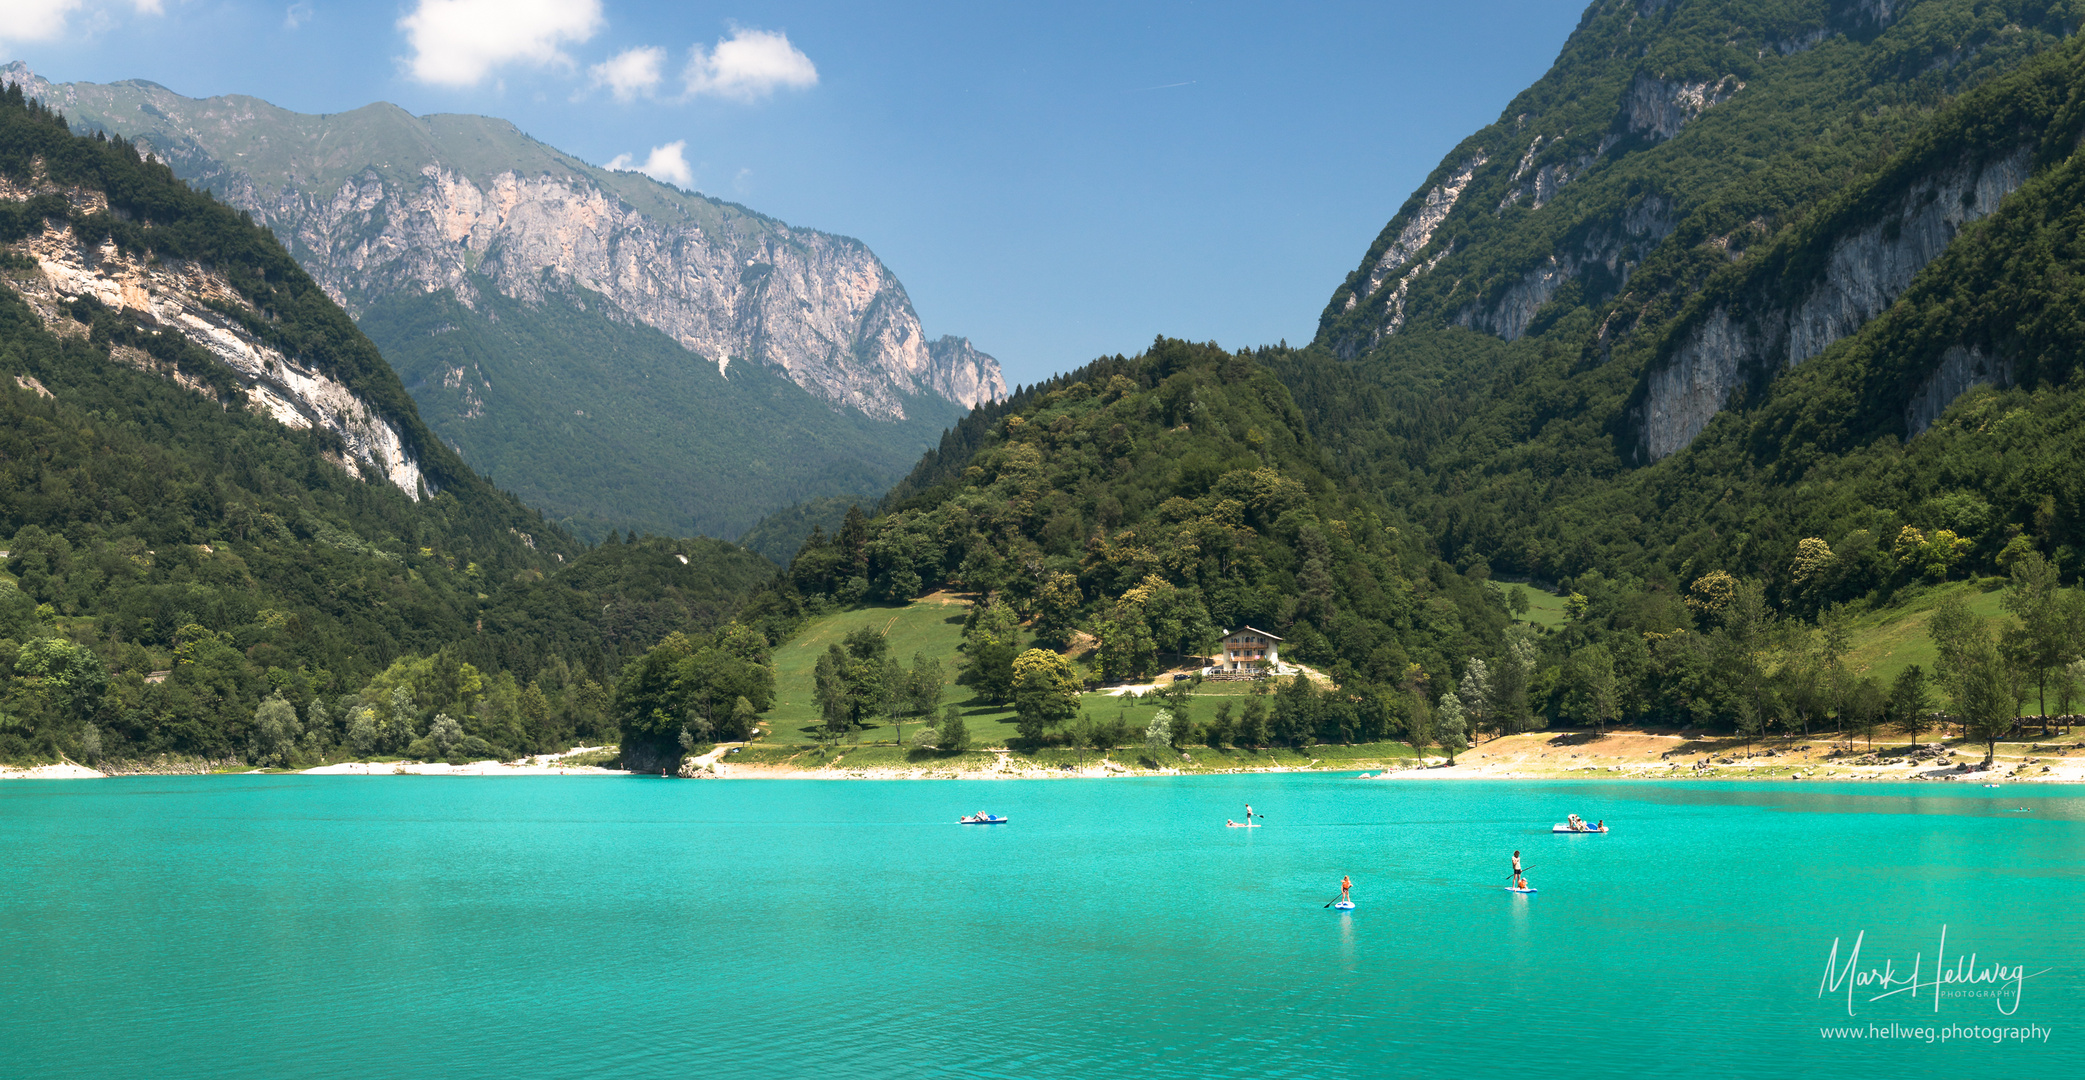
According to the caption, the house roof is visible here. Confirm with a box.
[1222,626,1283,641]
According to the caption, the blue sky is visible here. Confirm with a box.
[4,0,1585,387]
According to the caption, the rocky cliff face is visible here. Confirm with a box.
[1622,73,1744,142]
[1330,155,1485,358]
[1314,0,1938,352]
[1312,0,2050,468]
[0,64,1005,421]
[1905,344,2012,436]
[924,335,1005,408]
[1636,144,2031,459]
[1458,193,1675,341]
[0,173,425,498]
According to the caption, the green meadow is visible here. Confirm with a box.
[753,578,2075,756]
[760,597,1317,750]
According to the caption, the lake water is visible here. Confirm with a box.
[3,775,2080,1078]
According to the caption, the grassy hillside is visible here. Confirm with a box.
[753,596,1436,773]
[765,597,974,739]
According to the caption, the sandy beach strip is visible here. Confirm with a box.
[0,762,106,779]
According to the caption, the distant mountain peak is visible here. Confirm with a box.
[2,61,1005,422]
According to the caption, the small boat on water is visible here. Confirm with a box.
[960,814,1008,824]
[1552,823,1608,833]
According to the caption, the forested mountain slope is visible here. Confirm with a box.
[734,338,1512,741]
[0,87,771,766]
[0,62,1004,541]
[1280,0,2085,598]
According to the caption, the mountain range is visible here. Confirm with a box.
[10,0,2085,770]
[0,61,1004,541]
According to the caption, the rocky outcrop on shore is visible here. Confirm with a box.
[97,755,244,776]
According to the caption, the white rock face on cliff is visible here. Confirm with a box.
[1905,345,2012,438]
[1624,73,1744,142]
[1639,144,2032,459]
[258,163,1000,418]
[2,65,1005,420]
[1496,134,1618,213]
[1330,154,1485,357]
[1345,155,1485,315]
[0,176,425,498]
[1459,193,1675,341]
[923,336,1005,409]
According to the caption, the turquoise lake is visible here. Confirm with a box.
[3,775,2080,1078]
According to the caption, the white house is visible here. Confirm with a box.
[1217,626,1281,673]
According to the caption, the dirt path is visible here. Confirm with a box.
[681,741,745,777]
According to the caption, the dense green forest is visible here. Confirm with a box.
[1291,0,2085,591]
[0,85,773,767]
[1247,0,2085,748]
[654,336,1515,754]
[737,494,880,565]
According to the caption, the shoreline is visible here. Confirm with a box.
[9,731,2082,783]
[695,728,2085,783]
[1,747,631,780]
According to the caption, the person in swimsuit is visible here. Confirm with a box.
[1512,850,1522,876]
[1339,875,1352,903]
[1245,803,1255,824]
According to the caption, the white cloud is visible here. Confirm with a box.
[588,45,664,102]
[0,0,160,46]
[606,141,693,189]
[284,2,313,30]
[397,0,603,87]
[683,27,817,101]
[3,0,86,42]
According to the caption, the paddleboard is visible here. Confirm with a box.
[1552,824,1608,833]
[1226,822,1259,828]
[1333,900,1355,910]
[1506,887,1538,893]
